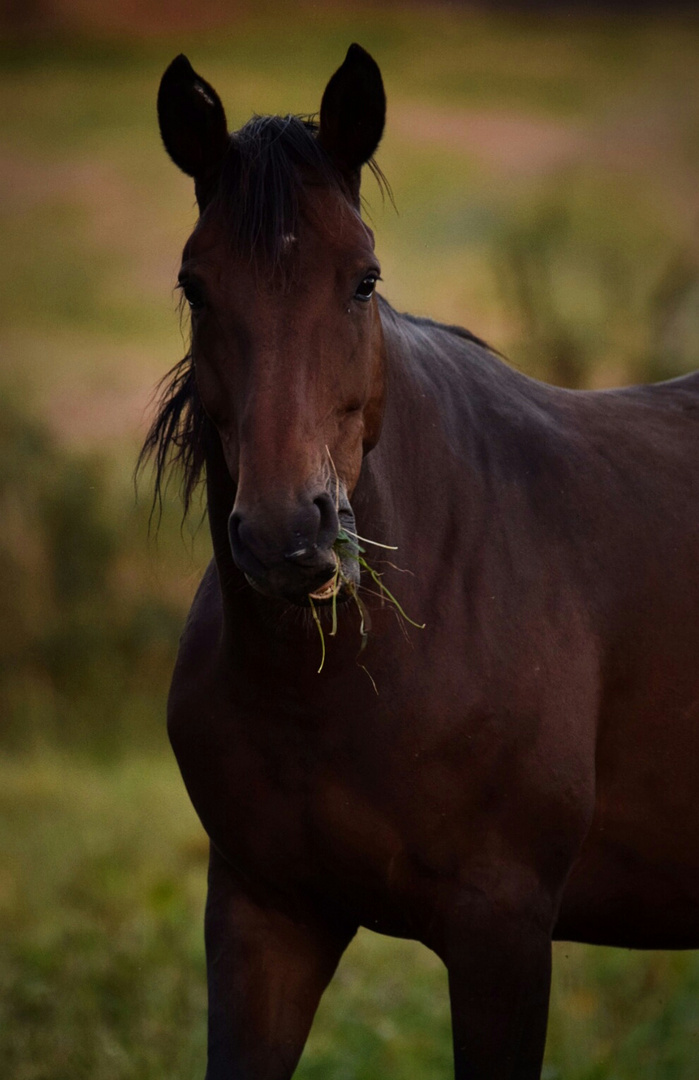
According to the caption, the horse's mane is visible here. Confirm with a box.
[138,349,206,520]
[397,308,498,357]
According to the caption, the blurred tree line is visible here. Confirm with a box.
[493,185,699,389]
[1,0,691,42]
[0,394,198,757]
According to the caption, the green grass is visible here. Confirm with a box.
[2,752,699,1080]
[0,753,208,1080]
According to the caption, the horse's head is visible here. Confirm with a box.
[157,46,387,605]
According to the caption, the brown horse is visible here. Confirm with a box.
[145,44,699,1079]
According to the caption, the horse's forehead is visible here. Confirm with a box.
[299,185,374,250]
[297,202,376,265]
[183,186,373,270]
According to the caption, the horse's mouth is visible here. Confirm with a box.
[308,576,340,602]
[245,565,353,607]
[240,506,360,606]
[308,551,343,603]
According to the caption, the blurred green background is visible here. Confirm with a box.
[2,4,699,1077]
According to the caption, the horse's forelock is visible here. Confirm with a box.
[212,114,345,269]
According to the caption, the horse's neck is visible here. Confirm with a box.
[204,432,241,590]
[351,306,486,551]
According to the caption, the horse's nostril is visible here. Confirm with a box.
[314,491,340,549]
[229,494,339,579]
[228,512,241,554]
[228,511,267,577]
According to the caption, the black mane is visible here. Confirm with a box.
[138,350,207,520]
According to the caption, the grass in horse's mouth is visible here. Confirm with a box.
[308,560,341,603]
[308,529,424,674]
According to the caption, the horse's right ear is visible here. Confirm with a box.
[157,55,228,202]
[318,44,385,182]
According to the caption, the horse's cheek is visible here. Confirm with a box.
[329,412,366,494]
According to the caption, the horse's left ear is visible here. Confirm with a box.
[319,44,386,182]
[157,54,229,207]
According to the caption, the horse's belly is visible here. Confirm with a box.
[556,695,699,948]
[556,843,699,948]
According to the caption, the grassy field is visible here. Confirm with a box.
[3,754,699,1080]
[2,5,699,1077]
[4,751,699,1080]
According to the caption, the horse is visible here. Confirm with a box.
[144,44,699,1079]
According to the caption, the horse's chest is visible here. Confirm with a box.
[188,722,401,872]
[170,692,467,925]
[169,646,593,932]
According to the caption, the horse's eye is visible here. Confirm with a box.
[355,275,378,303]
[180,279,206,312]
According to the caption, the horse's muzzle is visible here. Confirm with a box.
[227,490,360,604]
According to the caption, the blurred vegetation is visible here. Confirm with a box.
[1,5,699,1078]
[494,181,699,388]
[0,393,207,757]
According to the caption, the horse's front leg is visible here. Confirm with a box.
[442,886,554,1080]
[204,843,356,1080]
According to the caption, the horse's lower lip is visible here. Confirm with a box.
[308,576,339,602]
[308,551,341,602]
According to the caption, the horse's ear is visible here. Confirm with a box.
[157,54,229,204]
[318,44,385,181]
